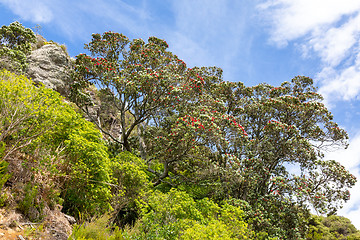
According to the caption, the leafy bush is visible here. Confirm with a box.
[0,70,112,219]
[111,152,150,204]
[180,220,234,240]
[59,117,113,219]
[40,93,113,219]
[322,215,358,237]
[0,70,68,210]
[111,151,151,227]
[0,21,36,72]
[0,70,63,160]
[69,214,123,240]
[0,144,11,206]
[306,215,360,240]
[134,188,250,239]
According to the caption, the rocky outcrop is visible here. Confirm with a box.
[0,207,73,240]
[26,43,72,96]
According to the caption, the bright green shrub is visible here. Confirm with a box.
[0,70,64,160]
[39,94,113,219]
[195,197,221,222]
[0,70,66,211]
[144,188,204,223]
[60,118,112,219]
[69,214,124,240]
[180,220,234,240]
[136,189,201,239]
[0,70,112,219]
[111,151,150,203]
[218,203,251,239]
[135,189,250,240]
[136,189,204,239]
[111,151,151,226]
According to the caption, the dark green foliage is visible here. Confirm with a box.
[18,183,44,222]
[0,22,36,72]
[0,159,10,191]
[323,215,358,237]
[306,215,360,239]
[0,143,11,206]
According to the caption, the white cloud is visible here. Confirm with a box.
[308,13,360,67]
[318,63,360,103]
[258,0,360,107]
[258,0,360,47]
[325,131,360,229]
[0,0,54,23]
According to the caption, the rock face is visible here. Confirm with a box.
[26,44,72,96]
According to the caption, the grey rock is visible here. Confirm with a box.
[64,214,76,224]
[26,44,72,96]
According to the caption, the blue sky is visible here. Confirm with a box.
[1,0,360,228]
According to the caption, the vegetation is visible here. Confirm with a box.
[0,69,113,219]
[306,215,360,239]
[0,21,36,73]
[0,22,359,239]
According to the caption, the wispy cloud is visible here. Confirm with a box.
[169,0,255,81]
[258,0,360,47]
[0,0,152,41]
[75,0,151,36]
[0,0,54,23]
[317,62,360,103]
[258,0,360,104]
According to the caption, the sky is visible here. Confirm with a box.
[1,0,360,229]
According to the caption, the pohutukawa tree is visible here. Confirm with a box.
[71,32,187,152]
[208,77,356,237]
[71,32,248,185]
[71,31,356,237]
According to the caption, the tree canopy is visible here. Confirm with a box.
[0,21,36,73]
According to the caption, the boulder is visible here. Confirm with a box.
[26,44,72,96]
